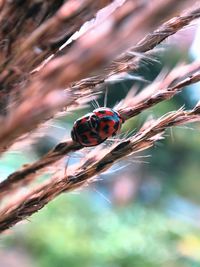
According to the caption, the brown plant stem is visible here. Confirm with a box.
[0,141,81,198]
[0,0,113,91]
[0,0,195,154]
[89,5,200,80]
[119,62,200,120]
[0,61,199,199]
[0,105,200,233]
[122,6,200,60]
[39,0,193,89]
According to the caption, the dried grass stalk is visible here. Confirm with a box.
[106,6,200,76]
[0,61,199,204]
[119,61,200,119]
[0,0,200,234]
[0,0,113,92]
[0,104,200,233]
[0,0,196,155]
[39,0,193,88]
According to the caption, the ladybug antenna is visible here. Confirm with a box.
[104,86,108,107]
[91,99,100,109]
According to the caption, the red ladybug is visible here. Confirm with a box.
[71,107,124,147]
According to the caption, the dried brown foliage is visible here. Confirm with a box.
[0,0,200,233]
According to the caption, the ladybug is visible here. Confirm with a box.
[71,107,124,147]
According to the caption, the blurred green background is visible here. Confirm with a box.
[1,31,200,267]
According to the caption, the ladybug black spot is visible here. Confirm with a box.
[75,119,82,126]
[90,132,97,138]
[71,130,77,142]
[114,121,119,130]
[101,117,110,122]
[102,124,110,134]
[98,110,106,114]
[81,135,90,144]
[76,123,89,134]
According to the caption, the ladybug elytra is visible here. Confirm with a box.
[71,107,124,147]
